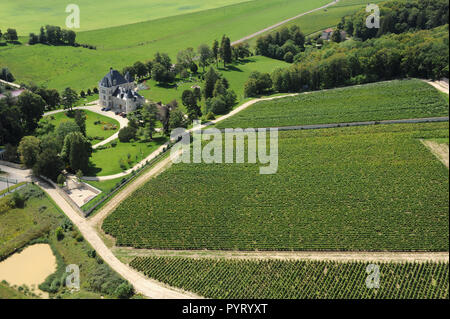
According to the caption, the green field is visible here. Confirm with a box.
[44,110,119,144]
[130,257,449,299]
[103,122,449,251]
[0,0,251,34]
[246,0,386,46]
[216,80,450,128]
[0,0,328,91]
[139,56,289,111]
[88,135,167,176]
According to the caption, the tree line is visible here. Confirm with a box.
[256,25,306,63]
[340,0,449,41]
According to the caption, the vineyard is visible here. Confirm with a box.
[216,79,449,129]
[130,257,449,299]
[103,122,449,251]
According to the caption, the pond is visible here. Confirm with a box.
[0,244,57,298]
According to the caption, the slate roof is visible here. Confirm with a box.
[100,68,129,87]
[112,87,143,101]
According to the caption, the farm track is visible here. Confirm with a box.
[231,0,340,45]
[114,247,450,264]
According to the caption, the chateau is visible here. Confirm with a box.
[98,68,145,113]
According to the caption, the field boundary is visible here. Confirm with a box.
[232,0,340,45]
[115,247,450,263]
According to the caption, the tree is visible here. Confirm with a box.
[57,174,66,186]
[141,103,158,140]
[152,63,174,84]
[177,48,195,69]
[33,149,64,181]
[118,126,137,142]
[17,91,46,134]
[220,35,232,67]
[133,61,147,79]
[61,132,92,173]
[18,136,41,168]
[331,29,342,43]
[4,29,18,42]
[80,90,86,98]
[197,44,213,72]
[62,87,78,112]
[56,121,80,150]
[115,283,134,299]
[211,39,220,67]
[29,33,39,45]
[203,67,220,99]
[182,90,201,121]
[168,109,188,131]
[74,110,87,136]
[0,67,15,82]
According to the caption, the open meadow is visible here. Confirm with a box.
[216,79,450,128]
[0,0,252,34]
[103,122,449,251]
[0,0,328,91]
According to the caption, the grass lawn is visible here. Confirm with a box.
[103,122,449,251]
[216,79,450,128]
[0,0,327,91]
[88,135,168,176]
[0,0,252,34]
[131,257,449,299]
[139,56,289,112]
[44,110,119,144]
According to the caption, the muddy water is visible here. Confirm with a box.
[0,244,57,298]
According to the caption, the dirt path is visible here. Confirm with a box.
[114,247,449,264]
[421,139,449,168]
[424,79,449,95]
[36,178,200,299]
[231,0,340,45]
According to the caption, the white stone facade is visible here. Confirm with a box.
[98,68,144,113]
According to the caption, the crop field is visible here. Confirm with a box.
[216,80,450,129]
[0,0,327,91]
[88,135,167,176]
[0,0,251,34]
[103,122,449,251]
[44,110,119,144]
[130,257,449,299]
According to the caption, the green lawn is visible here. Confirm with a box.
[216,79,450,128]
[0,0,252,34]
[88,135,168,176]
[131,257,449,299]
[139,56,289,112]
[0,0,327,91]
[103,122,449,251]
[44,110,119,144]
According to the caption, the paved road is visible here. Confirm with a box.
[232,0,340,45]
[44,102,129,149]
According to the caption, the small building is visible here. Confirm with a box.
[98,68,145,113]
[321,28,347,41]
